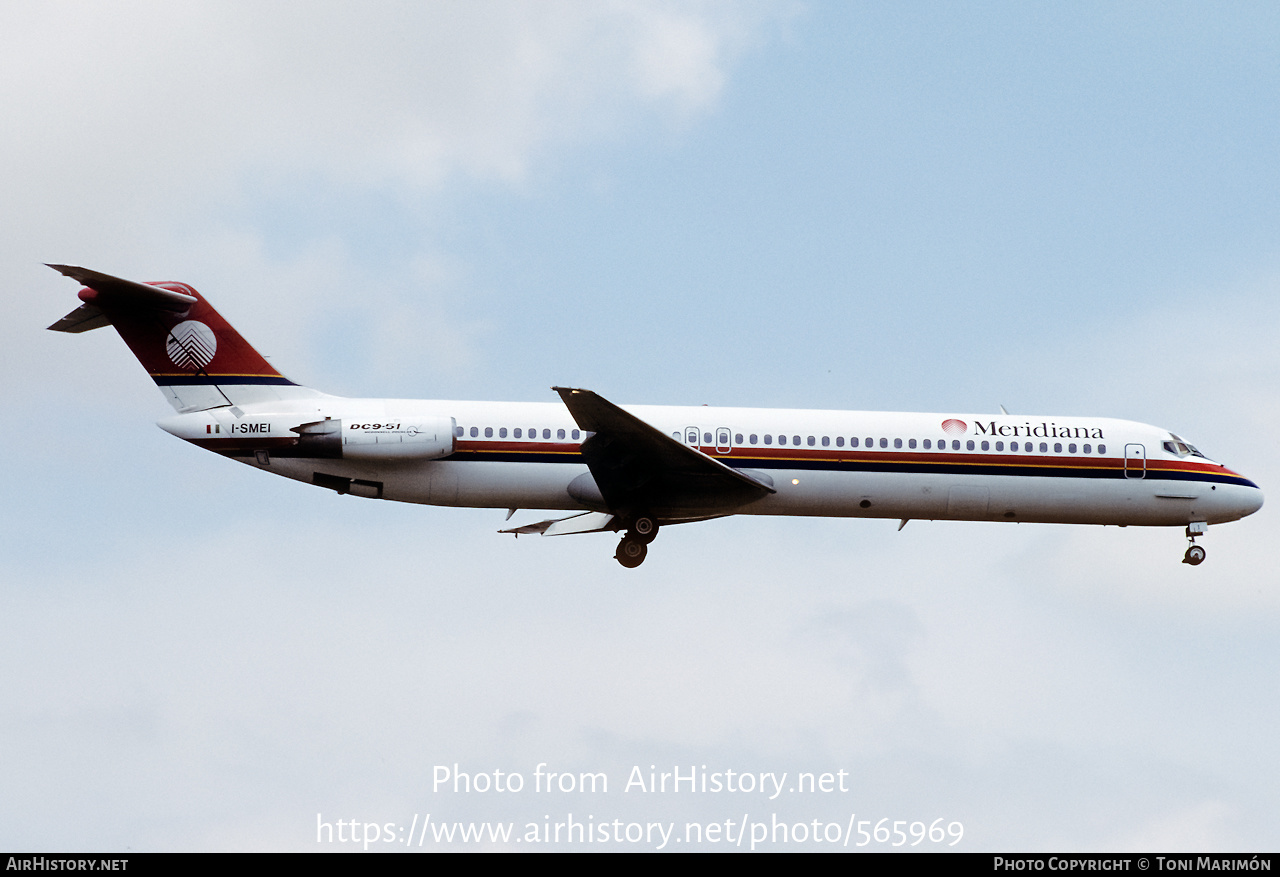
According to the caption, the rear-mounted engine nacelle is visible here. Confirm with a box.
[296,416,456,460]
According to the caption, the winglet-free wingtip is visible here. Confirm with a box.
[552,386,596,408]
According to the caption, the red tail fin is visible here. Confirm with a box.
[48,265,316,411]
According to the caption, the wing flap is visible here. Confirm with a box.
[500,511,616,537]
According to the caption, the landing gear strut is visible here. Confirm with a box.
[1182,522,1207,565]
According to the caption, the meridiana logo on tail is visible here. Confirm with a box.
[166,320,217,370]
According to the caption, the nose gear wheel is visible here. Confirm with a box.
[1182,524,1207,565]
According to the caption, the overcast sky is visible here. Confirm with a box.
[3,1,1279,852]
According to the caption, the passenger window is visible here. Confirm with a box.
[836,436,845,447]
[499,427,507,438]
[908,439,917,449]
[952,440,961,450]
[1084,444,1092,454]
[485,427,493,438]
[543,429,551,439]
[923,439,931,450]
[851,437,859,448]
[966,440,974,451]
[822,436,830,447]
[1039,442,1048,453]
[995,441,1003,451]
[572,429,580,440]
[749,434,758,444]
[1068,443,1076,453]
[672,432,680,440]
[793,435,801,446]
[764,434,772,445]
[514,428,522,438]
[470,427,478,437]
[1098,444,1107,454]
[879,438,888,449]
[980,441,989,451]
[455,426,464,437]
[735,433,743,444]
[865,437,873,448]
[807,436,815,447]
[555,429,564,440]
[894,438,902,449]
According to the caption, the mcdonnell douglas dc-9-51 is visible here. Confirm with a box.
[48,265,1262,568]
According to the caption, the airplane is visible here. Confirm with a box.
[47,264,1263,568]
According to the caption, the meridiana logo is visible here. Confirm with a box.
[166,320,217,370]
[941,419,967,436]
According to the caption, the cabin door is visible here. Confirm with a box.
[1124,443,1146,479]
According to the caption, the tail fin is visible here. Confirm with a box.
[48,264,320,411]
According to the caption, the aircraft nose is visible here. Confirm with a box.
[1241,485,1264,517]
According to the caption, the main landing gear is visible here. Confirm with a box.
[614,514,659,568]
[1182,522,1207,566]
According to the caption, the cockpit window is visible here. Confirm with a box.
[1165,434,1209,459]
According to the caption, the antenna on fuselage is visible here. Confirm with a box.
[999,404,1010,415]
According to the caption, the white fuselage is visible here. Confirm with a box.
[158,395,1264,529]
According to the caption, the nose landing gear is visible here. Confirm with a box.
[1182,522,1207,565]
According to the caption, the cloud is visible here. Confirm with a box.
[1110,800,1237,853]
[9,5,1280,852]
[0,1,775,208]
[5,0,788,399]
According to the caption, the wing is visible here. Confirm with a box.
[552,387,774,519]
